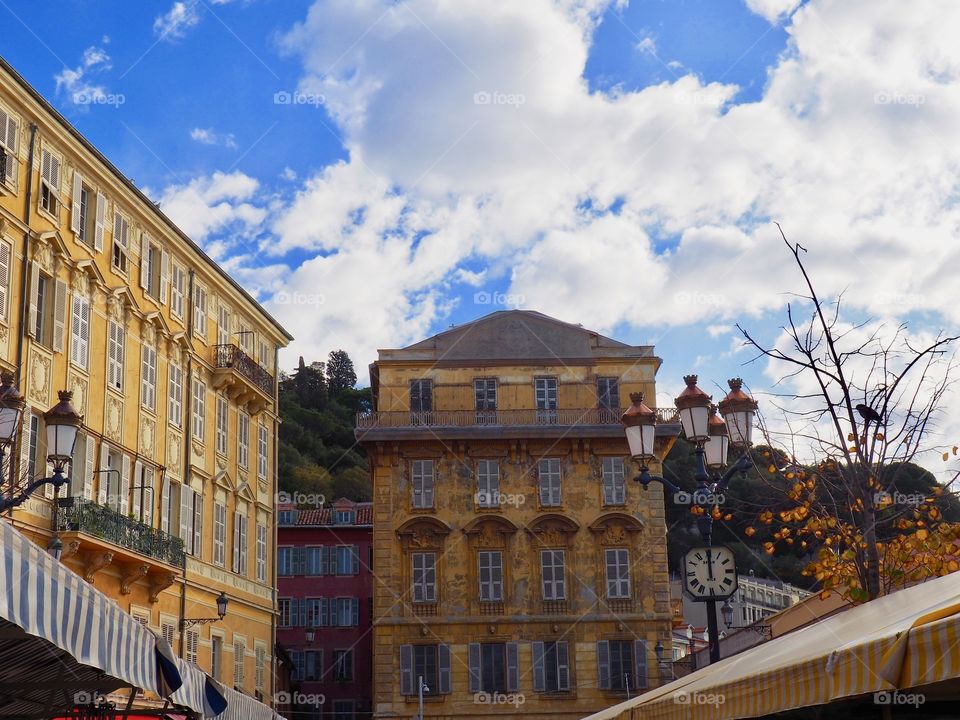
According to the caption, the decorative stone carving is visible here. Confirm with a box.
[105,395,123,442]
[107,295,126,322]
[168,432,182,478]
[149,572,177,603]
[70,268,90,295]
[143,321,157,347]
[120,563,150,595]
[35,242,53,273]
[599,523,628,546]
[83,550,114,583]
[408,529,442,548]
[68,374,88,416]
[140,416,156,456]
[63,539,81,558]
[27,351,51,406]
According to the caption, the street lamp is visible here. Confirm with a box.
[675,375,712,444]
[704,406,729,469]
[305,627,316,645]
[654,640,664,663]
[721,598,773,638]
[622,392,657,482]
[182,591,230,629]
[0,372,24,499]
[718,378,758,448]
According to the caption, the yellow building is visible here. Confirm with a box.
[357,311,679,719]
[0,56,291,706]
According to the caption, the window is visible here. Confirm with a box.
[605,548,631,598]
[139,235,166,300]
[234,637,246,687]
[478,550,503,602]
[535,377,558,422]
[107,320,124,390]
[400,644,452,696]
[303,649,321,681]
[30,270,62,349]
[238,322,254,355]
[476,459,500,508]
[532,641,571,692]
[336,545,359,575]
[278,510,296,525]
[255,523,267,582]
[602,457,626,505]
[597,377,620,411]
[213,502,226,566]
[332,649,354,682]
[141,345,157,410]
[277,547,293,576]
[305,598,325,628]
[232,511,248,575]
[255,645,267,692]
[70,173,105,250]
[411,459,434,509]
[69,294,91,370]
[540,550,566,600]
[215,396,228,455]
[0,106,18,190]
[257,423,268,480]
[170,262,185,317]
[0,240,10,324]
[409,379,432,413]
[538,458,562,506]
[334,509,354,525]
[218,304,231,346]
[237,411,249,468]
[278,598,295,627]
[258,341,270,369]
[469,642,518,694]
[333,598,359,627]
[289,650,304,681]
[211,635,223,680]
[168,364,183,427]
[192,379,206,441]
[112,211,129,273]
[475,378,497,421]
[132,464,155,526]
[306,547,323,575]
[186,629,199,664]
[179,484,202,557]
[194,284,207,339]
[25,413,40,481]
[39,147,61,218]
[597,640,646,691]
[161,621,176,647]
[412,552,436,603]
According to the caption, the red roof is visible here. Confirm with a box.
[284,503,373,527]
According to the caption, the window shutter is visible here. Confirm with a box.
[240,515,248,574]
[597,641,611,690]
[232,511,241,573]
[0,239,10,322]
[139,234,150,290]
[160,478,171,534]
[399,645,413,696]
[319,597,328,627]
[193,492,203,555]
[52,279,67,352]
[83,436,94,500]
[159,249,169,304]
[132,460,142,520]
[70,170,82,235]
[532,641,546,692]
[634,640,648,690]
[351,544,360,574]
[468,643,481,693]
[506,642,519,692]
[351,598,359,626]
[94,192,105,251]
[438,644,452,694]
[119,455,130,516]
[294,546,305,576]
[97,444,109,505]
[26,263,38,338]
[179,485,191,548]
[557,641,570,691]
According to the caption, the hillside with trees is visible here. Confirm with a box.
[277,350,373,502]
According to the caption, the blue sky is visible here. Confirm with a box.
[3,0,959,464]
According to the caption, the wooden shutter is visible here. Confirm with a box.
[351,598,359,626]
[179,485,191,548]
[160,478,171,534]
[532,641,546,692]
[94,192,105,251]
[506,642,519,692]
[438,644,452,694]
[159,249,170,304]
[120,454,130,516]
[139,234,150,290]
[319,597,328,626]
[0,239,10,322]
[298,597,306,627]
[70,171,82,235]
[399,644,413,695]
[26,263,38,338]
[239,514,248,574]
[634,640,648,690]
[351,544,360,574]
[132,460,142,520]
[320,545,330,575]
[597,640,611,690]
[193,493,202,556]
[83,436,94,500]
[557,641,570,691]
[52,279,67,352]
[97,443,108,505]
[468,643,481,693]
[232,511,241,573]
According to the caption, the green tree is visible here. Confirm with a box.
[326,349,358,397]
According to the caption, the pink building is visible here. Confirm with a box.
[277,498,374,720]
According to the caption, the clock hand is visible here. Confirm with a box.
[706,547,715,581]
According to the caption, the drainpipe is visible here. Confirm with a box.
[178,268,196,658]
[270,343,281,710]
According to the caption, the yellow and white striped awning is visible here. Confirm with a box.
[584,571,960,720]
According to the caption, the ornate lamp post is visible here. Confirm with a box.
[0,372,25,499]
[182,591,230,629]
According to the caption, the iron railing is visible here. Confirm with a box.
[55,497,186,568]
[214,344,275,396]
[357,407,679,429]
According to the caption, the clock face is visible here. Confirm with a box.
[683,546,738,600]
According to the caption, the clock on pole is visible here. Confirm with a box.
[683,545,738,601]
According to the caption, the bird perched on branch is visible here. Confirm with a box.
[856,404,883,424]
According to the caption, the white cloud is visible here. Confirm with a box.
[189,127,238,149]
[153,0,241,40]
[743,0,801,23]
[54,45,114,107]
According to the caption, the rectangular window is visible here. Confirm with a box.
[71,174,104,250]
[334,509,354,525]
[211,635,223,680]
[597,377,620,411]
[186,629,199,664]
[69,294,91,370]
[255,523,267,582]
[476,459,500,508]
[414,645,439,695]
[475,377,497,417]
[535,377,558,422]
[333,649,354,682]
[32,273,52,347]
[538,458,562,506]
[26,413,40,481]
[170,262,185,317]
[215,396,228,455]
[192,379,205,441]
[107,320,125,391]
[0,239,11,324]
[605,548,631,598]
[140,235,163,299]
[232,511,248,575]
[112,211,129,273]
[217,304,231,346]
[168,364,183,427]
[401,644,451,696]
[257,423,268,480]
[411,459,434,509]
[303,649,321,682]
[608,641,633,691]
[305,598,324,628]
[0,106,18,191]
[278,598,294,627]
[237,411,249,469]
[533,640,571,692]
[39,147,61,218]
[133,464,155,526]
[472,643,516,694]
[233,637,245,687]
[258,340,270,369]
[194,284,207,339]
[210,502,225,565]
[334,598,359,627]
[409,379,432,413]
[540,550,566,600]
[602,457,626,505]
[412,552,436,603]
[478,550,503,602]
[141,345,157,410]
[277,546,293,576]
[336,545,360,575]
[305,546,322,575]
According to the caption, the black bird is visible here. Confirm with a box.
[856,403,883,424]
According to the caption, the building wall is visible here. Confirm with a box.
[0,57,289,704]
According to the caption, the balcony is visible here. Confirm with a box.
[356,407,680,441]
[213,344,275,414]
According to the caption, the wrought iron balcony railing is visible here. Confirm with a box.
[357,406,679,429]
[55,497,186,568]
[214,344,275,397]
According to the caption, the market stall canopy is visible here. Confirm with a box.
[583,571,960,720]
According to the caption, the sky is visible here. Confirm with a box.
[4,0,960,469]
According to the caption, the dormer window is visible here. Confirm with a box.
[335,509,354,525]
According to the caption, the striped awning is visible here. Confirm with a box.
[583,571,960,720]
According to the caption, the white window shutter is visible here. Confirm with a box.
[160,478,171,534]
[139,234,150,290]
[119,454,130,516]
[159,249,169,304]
[84,436,94,500]
[94,192,106,251]
[70,170,82,235]
[132,460,142,521]
[232,511,241,573]
[97,444,108,505]
[0,239,10,322]
[26,263,38,338]
[193,492,202,557]
[52,279,67,352]
[179,484,191,547]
